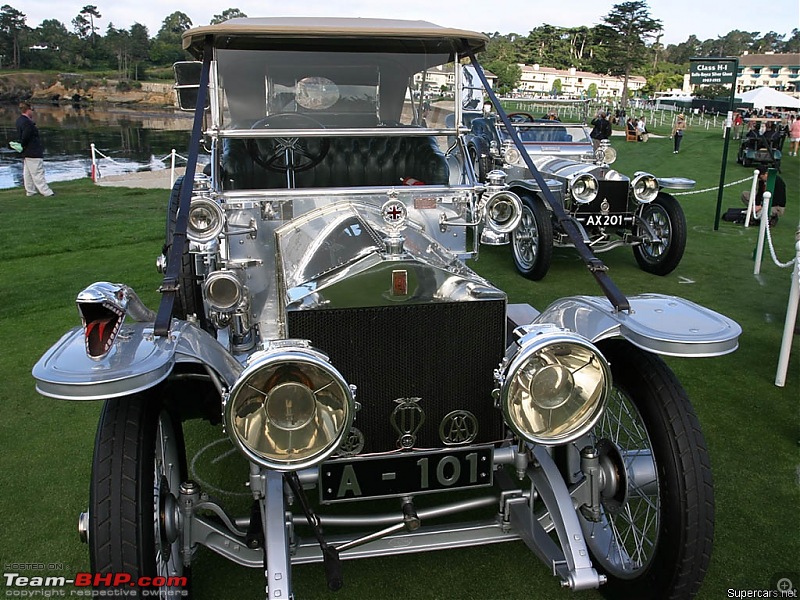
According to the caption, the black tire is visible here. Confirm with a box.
[583,339,714,600]
[511,193,553,280]
[89,392,190,598]
[633,193,686,276]
[165,176,209,329]
[468,145,488,182]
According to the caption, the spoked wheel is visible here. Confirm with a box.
[89,392,190,599]
[582,339,714,600]
[511,193,553,280]
[247,113,329,172]
[632,193,686,276]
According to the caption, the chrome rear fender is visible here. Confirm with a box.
[531,293,741,358]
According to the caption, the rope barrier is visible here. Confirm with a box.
[761,200,797,270]
[156,151,189,163]
[774,235,800,387]
[90,144,188,185]
[91,146,131,166]
[672,175,754,196]
[748,190,797,388]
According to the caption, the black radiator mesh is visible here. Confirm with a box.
[287,300,506,453]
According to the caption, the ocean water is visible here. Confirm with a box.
[1,103,194,190]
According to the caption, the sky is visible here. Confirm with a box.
[16,0,800,47]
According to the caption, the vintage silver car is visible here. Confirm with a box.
[33,17,741,600]
[464,110,695,280]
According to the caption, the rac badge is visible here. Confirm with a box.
[439,410,478,445]
[390,397,425,449]
[337,427,365,457]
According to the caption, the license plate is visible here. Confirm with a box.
[580,214,631,227]
[319,447,493,503]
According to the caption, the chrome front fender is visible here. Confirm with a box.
[32,320,242,400]
[532,293,741,358]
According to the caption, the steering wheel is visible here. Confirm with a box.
[247,113,330,172]
[507,112,536,124]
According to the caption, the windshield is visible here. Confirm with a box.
[215,49,456,130]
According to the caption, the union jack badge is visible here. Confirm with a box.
[381,199,407,230]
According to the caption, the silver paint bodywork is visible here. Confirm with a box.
[33,321,242,399]
[33,292,739,400]
[33,17,741,599]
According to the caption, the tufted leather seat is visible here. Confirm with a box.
[221,135,449,190]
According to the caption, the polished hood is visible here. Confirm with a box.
[275,202,504,311]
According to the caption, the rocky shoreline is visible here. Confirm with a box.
[0,72,177,107]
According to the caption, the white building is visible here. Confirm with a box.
[412,64,497,95]
[514,64,646,99]
[737,52,799,96]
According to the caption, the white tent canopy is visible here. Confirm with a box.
[736,87,800,110]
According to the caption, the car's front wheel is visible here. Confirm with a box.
[583,339,714,600]
[632,193,686,276]
[511,193,553,280]
[89,392,190,599]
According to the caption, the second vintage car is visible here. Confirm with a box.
[465,110,695,280]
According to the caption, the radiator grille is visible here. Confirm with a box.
[576,180,631,215]
[287,300,506,454]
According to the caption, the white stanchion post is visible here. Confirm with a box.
[744,169,760,227]
[170,149,176,190]
[775,236,800,387]
[90,143,98,182]
[753,191,771,275]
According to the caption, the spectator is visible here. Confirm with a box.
[636,116,648,142]
[763,122,781,146]
[744,121,760,139]
[670,114,687,154]
[741,166,786,226]
[589,111,612,150]
[733,112,744,139]
[15,102,55,197]
[789,115,800,157]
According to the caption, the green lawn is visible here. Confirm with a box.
[0,128,797,599]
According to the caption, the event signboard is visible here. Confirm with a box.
[689,59,738,86]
